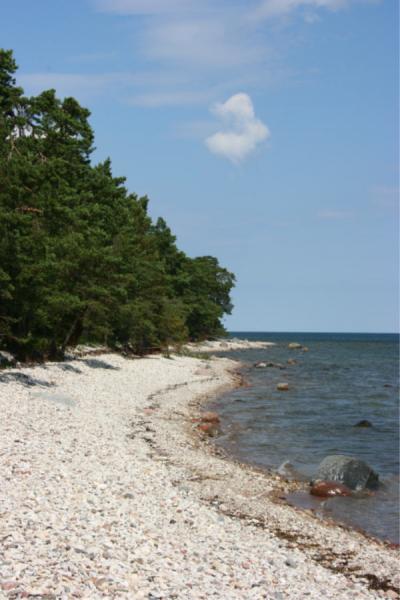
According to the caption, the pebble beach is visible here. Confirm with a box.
[0,344,399,599]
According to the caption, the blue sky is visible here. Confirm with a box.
[2,0,398,332]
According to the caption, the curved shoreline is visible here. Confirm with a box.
[0,351,398,598]
[145,356,399,598]
[203,362,398,547]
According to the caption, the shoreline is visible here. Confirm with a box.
[204,361,399,548]
[0,350,398,598]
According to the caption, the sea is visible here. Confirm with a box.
[209,332,399,544]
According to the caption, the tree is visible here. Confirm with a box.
[0,49,235,360]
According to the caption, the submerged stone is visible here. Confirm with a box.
[353,419,373,428]
[276,382,289,391]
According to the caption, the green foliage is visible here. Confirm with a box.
[0,49,235,360]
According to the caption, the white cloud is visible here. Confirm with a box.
[141,18,263,69]
[91,0,379,108]
[205,93,270,163]
[127,89,214,107]
[17,70,189,103]
[96,1,266,72]
[23,0,380,111]
[251,0,378,21]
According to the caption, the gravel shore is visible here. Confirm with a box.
[0,349,398,599]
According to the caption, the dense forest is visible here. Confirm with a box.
[0,50,235,361]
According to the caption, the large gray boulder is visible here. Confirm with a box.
[314,455,379,491]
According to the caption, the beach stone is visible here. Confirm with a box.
[310,480,352,497]
[255,362,267,368]
[200,411,220,424]
[314,455,379,491]
[353,420,373,428]
[288,343,302,350]
[276,383,289,391]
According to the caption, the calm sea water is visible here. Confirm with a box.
[210,332,399,543]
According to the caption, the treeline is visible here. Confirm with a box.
[0,50,235,361]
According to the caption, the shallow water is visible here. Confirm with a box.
[210,332,399,543]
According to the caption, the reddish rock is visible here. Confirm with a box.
[200,411,221,424]
[1,582,17,591]
[310,480,352,497]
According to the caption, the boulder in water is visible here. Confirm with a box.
[288,343,302,350]
[310,480,352,497]
[314,455,379,491]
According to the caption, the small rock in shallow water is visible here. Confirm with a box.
[310,480,352,497]
[288,342,302,349]
[353,420,373,428]
[277,383,289,391]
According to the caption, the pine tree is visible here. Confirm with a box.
[0,49,235,360]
